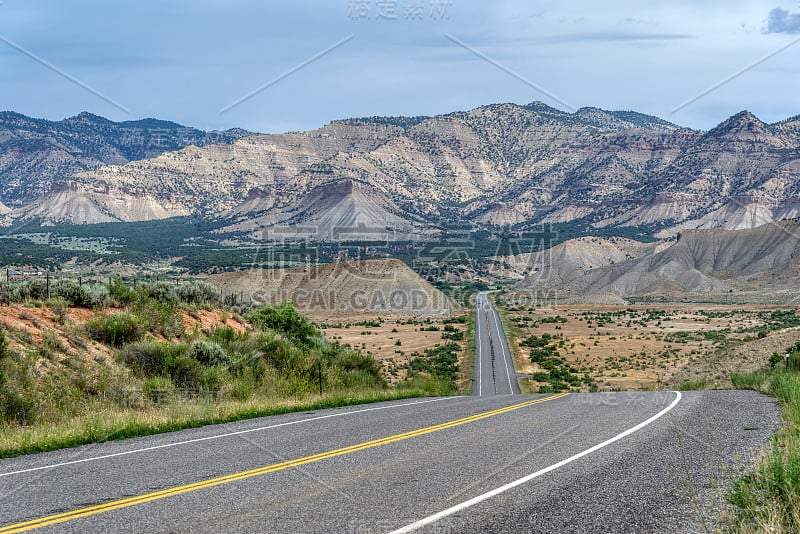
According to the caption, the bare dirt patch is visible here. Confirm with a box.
[181,309,249,334]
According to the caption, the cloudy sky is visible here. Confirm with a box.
[1,1,799,133]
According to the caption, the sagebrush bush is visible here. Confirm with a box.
[87,313,144,347]
[145,282,178,304]
[85,285,111,309]
[0,328,8,359]
[175,282,220,305]
[51,281,91,308]
[189,340,231,367]
[133,299,184,338]
[121,341,188,376]
[10,280,48,302]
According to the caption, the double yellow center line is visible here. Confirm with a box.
[1,393,568,533]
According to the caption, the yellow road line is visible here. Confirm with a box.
[0,393,568,533]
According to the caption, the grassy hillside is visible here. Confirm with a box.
[0,278,446,457]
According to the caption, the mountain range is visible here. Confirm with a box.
[0,111,252,208]
[2,103,800,239]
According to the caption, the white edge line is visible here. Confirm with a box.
[0,397,452,478]
[476,300,482,396]
[387,391,682,534]
[490,308,515,394]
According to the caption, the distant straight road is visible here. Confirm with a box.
[473,291,521,396]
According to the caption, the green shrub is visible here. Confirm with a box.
[230,369,257,400]
[49,298,70,325]
[168,356,203,390]
[87,313,144,347]
[0,337,36,425]
[252,331,305,373]
[0,388,36,425]
[85,284,111,309]
[144,282,178,304]
[676,380,706,391]
[199,366,230,393]
[210,326,238,345]
[398,374,456,396]
[143,376,176,404]
[134,300,184,338]
[0,328,8,360]
[51,281,91,308]
[330,349,380,374]
[10,280,48,302]
[109,277,137,306]
[175,282,220,305]
[190,340,231,368]
[121,341,189,376]
[248,303,320,347]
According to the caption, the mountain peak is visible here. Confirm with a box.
[701,110,778,143]
[712,110,766,131]
[522,101,569,116]
[65,111,113,125]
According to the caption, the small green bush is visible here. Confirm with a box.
[0,328,8,359]
[109,277,137,306]
[143,376,176,404]
[248,303,320,347]
[230,369,257,400]
[85,285,111,309]
[10,280,48,302]
[51,281,91,308]
[144,282,178,304]
[168,356,203,390]
[676,380,706,391]
[134,300,184,338]
[190,340,231,368]
[121,341,189,376]
[87,313,144,347]
[199,366,230,393]
[176,282,220,305]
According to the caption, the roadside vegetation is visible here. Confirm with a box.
[0,278,446,457]
[727,346,800,533]
[498,303,800,392]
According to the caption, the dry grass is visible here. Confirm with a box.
[321,317,469,385]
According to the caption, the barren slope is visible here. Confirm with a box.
[514,220,800,300]
[209,259,459,318]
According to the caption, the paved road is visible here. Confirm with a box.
[0,390,780,533]
[473,291,521,396]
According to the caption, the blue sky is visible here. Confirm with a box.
[1,1,799,133]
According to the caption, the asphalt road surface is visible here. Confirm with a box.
[0,390,781,533]
[473,291,521,396]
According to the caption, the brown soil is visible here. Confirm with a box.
[180,309,249,334]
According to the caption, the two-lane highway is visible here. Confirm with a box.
[0,391,781,532]
[473,291,520,396]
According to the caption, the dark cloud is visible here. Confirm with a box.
[765,8,800,34]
